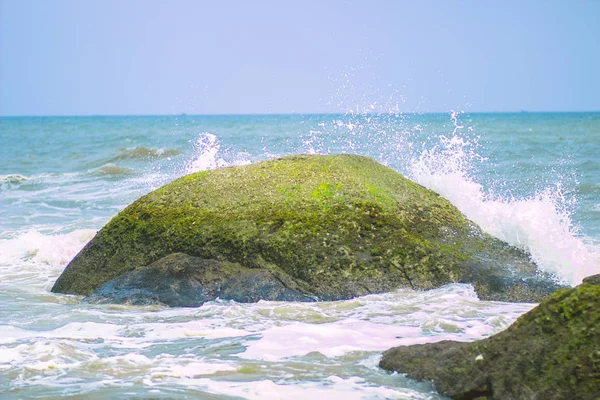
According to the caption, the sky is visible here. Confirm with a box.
[1,0,599,116]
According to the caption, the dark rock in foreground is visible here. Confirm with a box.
[53,154,564,304]
[380,274,600,400]
[83,253,314,306]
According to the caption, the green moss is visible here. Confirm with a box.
[52,154,547,300]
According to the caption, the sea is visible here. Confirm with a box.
[1,112,599,399]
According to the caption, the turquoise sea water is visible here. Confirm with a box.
[1,112,599,399]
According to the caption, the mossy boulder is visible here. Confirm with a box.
[380,274,600,400]
[52,154,563,303]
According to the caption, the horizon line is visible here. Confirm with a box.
[1,110,600,118]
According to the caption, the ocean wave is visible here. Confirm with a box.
[0,229,95,268]
[0,174,30,184]
[107,147,182,163]
[90,163,135,176]
[0,229,95,291]
[578,182,600,194]
[407,130,600,286]
[0,173,72,196]
[577,160,600,170]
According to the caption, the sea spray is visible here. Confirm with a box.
[405,113,598,285]
[185,132,251,174]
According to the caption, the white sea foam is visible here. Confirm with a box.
[239,284,529,361]
[0,229,95,292]
[0,340,92,376]
[0,229,95,268]
[240,320,424,361]
[134,320,251,343]
[0,322,121,344]
[0,284,531,397]
[174,375,434,400]
[151,360,237,379]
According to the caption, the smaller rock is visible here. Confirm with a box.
[582,273,600,286]
[380,279,600,400]
[83,253,314,306]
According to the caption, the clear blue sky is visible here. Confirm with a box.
[1,0,599,115]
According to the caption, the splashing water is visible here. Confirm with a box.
[185,132,251,174]
[407,113,599,285]
[185,133,229,173]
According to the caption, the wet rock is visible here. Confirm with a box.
[380,275,600,400]
[83,253,313,306]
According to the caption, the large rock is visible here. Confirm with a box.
[380,274,600,400]
[52,154,563,304]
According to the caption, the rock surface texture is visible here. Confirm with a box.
[83,253,314,306]
[52,154,564,305]
[380,274,600,400]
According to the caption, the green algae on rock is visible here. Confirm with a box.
[52,154,563,303]
[379,274,600,400]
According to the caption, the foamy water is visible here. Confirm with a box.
[1,113,599,398]
[0,243,532,399]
